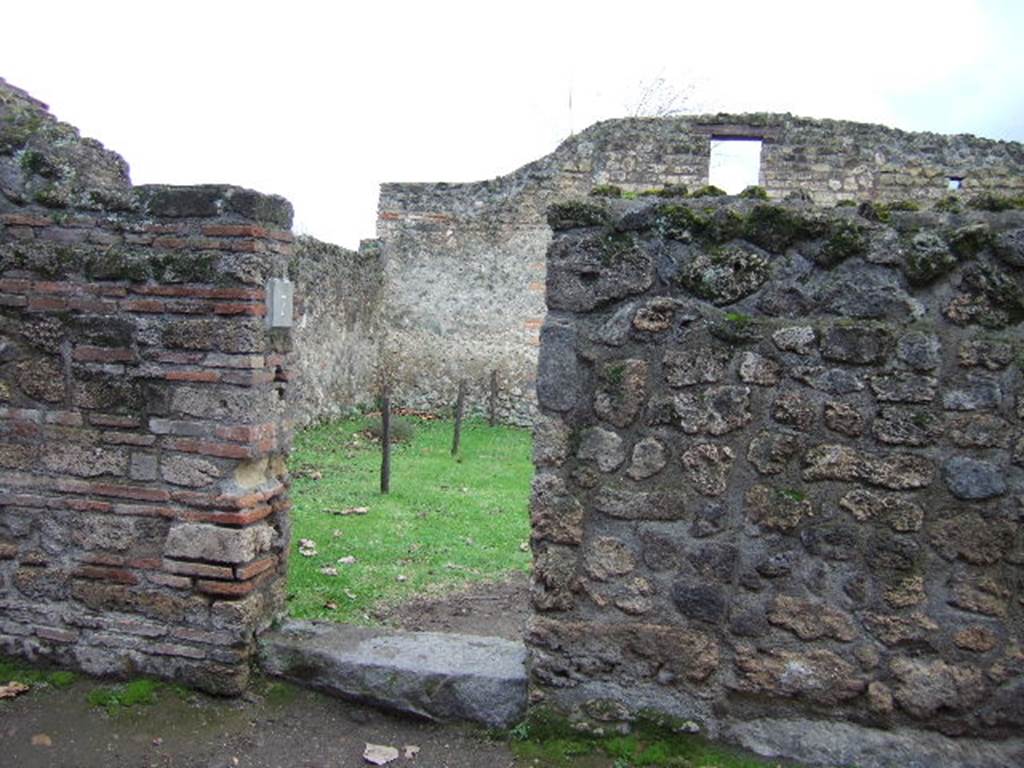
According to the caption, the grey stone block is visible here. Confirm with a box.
[259,621,527,728]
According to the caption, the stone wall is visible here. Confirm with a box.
[0,78,296,694]
[288,236,382,425]
[378,114,1024,425]
[527,195,1024,768]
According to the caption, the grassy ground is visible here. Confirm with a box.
[287,415,533,623]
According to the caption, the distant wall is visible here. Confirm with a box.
[527,195,1024,768]
[378,114,1024,425]
[288,236,382,425]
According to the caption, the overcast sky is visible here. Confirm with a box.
[4,0,1022,247]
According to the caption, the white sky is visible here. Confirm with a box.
[3,0,1022,247]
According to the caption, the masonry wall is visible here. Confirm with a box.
[0,79,296,693]
[378,114,1024,425]
[527,196,1024,768]
[288,236,382,426]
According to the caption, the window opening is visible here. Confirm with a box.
[709,136,763,194]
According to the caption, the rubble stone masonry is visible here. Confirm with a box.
[528,194,1024,767]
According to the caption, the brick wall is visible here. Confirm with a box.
[0,187,296,694]
[527,196,1024,768]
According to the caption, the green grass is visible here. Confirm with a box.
[87,678,163,714]
[0,655,77,690]
[288,415,533,623]
[508,708,810,768]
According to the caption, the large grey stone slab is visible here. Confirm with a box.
[727,717,1024,768]
[259,620,527,728]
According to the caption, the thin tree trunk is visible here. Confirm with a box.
[380,386,391,494]
[488,369,498,427]
[452,379,467,457]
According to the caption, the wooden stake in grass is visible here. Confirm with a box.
[451,379,467,457]
[488,369,498,427]
[380,385,391,494]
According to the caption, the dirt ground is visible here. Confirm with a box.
[372,573,530,642]
[1,675,519,768]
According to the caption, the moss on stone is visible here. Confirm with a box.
[738,185,768,200]
[948,223,994,259]
[742,204,827,253]
[813,220,867,267]
[638,184,689,198]
[967,192,1024,212]
[85,249,152,282]
[547,200,611,231]
[150,251,218,284]
[680,243,771,305]
[903,231,957,286]
[598,231,640,265]
[589,184,623,199]
[690,184,728,198]
[933,195,963,213]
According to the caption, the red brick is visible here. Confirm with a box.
[152,236,187,250]
[165,438,253,459]
[221,370,275,386]
[73,345,136,363]
[201,224,270,238]
[0,542,18,559]
[171,484,281,510]
[143,224,182,234]
[378,211,401,221]
[268,229,294,243]
[5,226,34,240]
[212,301,266,316]
[36,626,78,643]
[81,553,125,567]
[96,284,129,297]
[126,557,162,570]
[0,278,31,293]
[196,578,257,597]
[100,431,157,447]
[88,231,123,246]
[34,281,81,294]
[150,350,206,365]
[121,299,165,313]
[58,479,170,503]
[180,505,274,526]
[88,413,141,429]
[125,234,154,245]
[222,239,265,253]
[68,298,118,313]
[64,498,114,513]
[163,559,235,579]
[28,295,69,311]
[75,565,139,585]
[528,281,545,293]
[235,555,277,581]
[110,503,176,518]
[149,572,192,589]
[1,213,50,226]
[164,369,221,383]
[44,410,84,427]
[131,284,264,301]
[213,423,275,442]
[0,493,49,508]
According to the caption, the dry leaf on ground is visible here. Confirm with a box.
[31,733,53,747]
[0,681,30,699]
[403,744,420,759]
[327,506,369,516]
[363,743,399,765]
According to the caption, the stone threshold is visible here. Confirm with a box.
[258,620,528,728]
